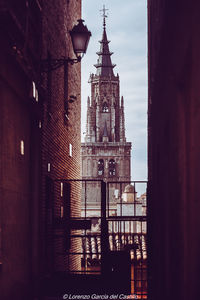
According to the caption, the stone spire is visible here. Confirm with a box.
[81,6,132,188]
[94,7,116,77]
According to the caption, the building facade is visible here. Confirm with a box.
[148,0,200,299]
[81,15,132,215]
[0,0,82,299]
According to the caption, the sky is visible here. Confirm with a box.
[81,0,147,181]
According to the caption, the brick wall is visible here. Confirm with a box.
[41,0,82,274]
[0,0,82,298]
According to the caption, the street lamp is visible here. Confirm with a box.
[41,19,91,71]
[41,19,91,120]
[70,19,91,61]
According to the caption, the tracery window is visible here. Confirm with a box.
[98,159,104,176]
[102,102,109,112]
[109,159,116,176]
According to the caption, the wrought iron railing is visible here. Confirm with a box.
[48,179,147,298]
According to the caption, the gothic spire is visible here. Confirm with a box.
[94,6,116,77]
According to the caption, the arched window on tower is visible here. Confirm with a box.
[102,102,109,112]
[109,159,116,176]
[98,159,104,176]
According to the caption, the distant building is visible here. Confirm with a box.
[81,14,132,216]
[117,186,147,233]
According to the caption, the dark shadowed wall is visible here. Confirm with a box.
[0,0,82,299]
[148,1,200,299]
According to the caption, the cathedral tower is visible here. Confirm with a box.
[81,9,132,207]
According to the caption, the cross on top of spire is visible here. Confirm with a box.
[100,5,109,28]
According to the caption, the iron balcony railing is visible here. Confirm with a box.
[46,179,147,298]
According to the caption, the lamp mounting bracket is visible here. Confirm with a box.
[41,56,81,73]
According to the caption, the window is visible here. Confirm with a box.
[109,159,116,176]
[60,182,63,197]
[20,140,24,155]
[32,81,39,102]
[60,206,64,218]
[47,163,51,172]
[98,159,104,176]
[69,144,73,157]
[102,102,109,112]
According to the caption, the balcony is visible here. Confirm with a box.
[41,179,147,299]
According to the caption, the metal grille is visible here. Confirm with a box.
[51,179,147,297]
[106,181,147,298]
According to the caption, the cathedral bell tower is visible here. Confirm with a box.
[82,7,132,187]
